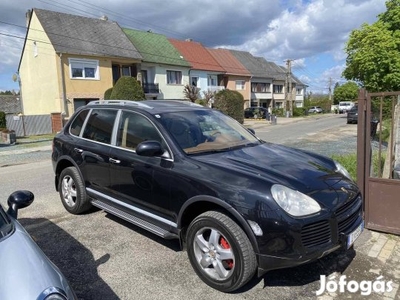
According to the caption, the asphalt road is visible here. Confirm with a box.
[0,115,362,300]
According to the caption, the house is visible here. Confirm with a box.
[123,29,191,99]
[207,48,252,107]
[168,38,225,100]
[19,8,143,132]
[229,50,274,110]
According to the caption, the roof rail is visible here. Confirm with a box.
[87,100,153,109]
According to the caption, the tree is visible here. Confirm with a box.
[343,0,400,92]
[183,84,200,102]
[213,90,244,124]
[333,81,359,104]
[110,76,145,100]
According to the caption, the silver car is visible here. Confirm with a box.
[0,190,76,300]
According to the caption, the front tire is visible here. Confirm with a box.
[186,211,257,292]
[58,167,91,214]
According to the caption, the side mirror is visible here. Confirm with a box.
[7,190,34,219]
[136,140,164,157]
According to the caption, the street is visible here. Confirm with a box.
[0,114,396,300]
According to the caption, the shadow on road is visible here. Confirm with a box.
[20,217,118,300]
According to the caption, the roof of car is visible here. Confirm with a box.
[86,100,209,114]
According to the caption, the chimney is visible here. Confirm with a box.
[100,15,108,21]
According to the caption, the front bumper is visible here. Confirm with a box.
[254,195,363,276]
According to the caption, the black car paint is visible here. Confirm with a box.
[52,101,363,275]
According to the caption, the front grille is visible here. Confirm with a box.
[338,207,362,233]
[335,194,361,218]
[301,220,331,248]
[335,194,362,234]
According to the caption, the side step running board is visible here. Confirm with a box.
[91,199,178,240]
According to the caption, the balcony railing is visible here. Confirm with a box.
[142,83,159,94]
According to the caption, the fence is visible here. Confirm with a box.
[5,114,52,137]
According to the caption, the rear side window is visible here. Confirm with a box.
[70,109,89,136]
[82,109,118,144]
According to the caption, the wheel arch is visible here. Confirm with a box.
[177,195,260,253]
[54,156,82,191]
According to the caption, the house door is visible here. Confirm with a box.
[357,89,400,234]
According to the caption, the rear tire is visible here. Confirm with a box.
[186,211,257,292]
[58,167,91,214]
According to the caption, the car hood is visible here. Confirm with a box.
[192,142,358,208]
[0,220,74,300]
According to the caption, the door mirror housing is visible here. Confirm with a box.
[136,141,164,157]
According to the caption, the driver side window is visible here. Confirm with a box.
[117,111,163,150]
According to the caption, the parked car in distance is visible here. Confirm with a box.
[244,107,269,119]
[338,101,355,114]
[308,106,323,113]
[346,105,379,137]
[347,105,358,124]
[0,190,76,300]
[52,100,363,292]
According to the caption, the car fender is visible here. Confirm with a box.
[177,195,260,253]
[54,155,84,191]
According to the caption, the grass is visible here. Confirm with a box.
[331,152,386,182]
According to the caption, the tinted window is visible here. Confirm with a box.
[70,109,89,136]
[116,111,163,150]
[82,109,118,144]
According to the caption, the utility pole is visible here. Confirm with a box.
[328,77,332,102]
[286,59,293,117]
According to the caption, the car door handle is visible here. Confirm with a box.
[109,158,121,164]
[74,148,83,153]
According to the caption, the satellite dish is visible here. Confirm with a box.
[12,74,18,82]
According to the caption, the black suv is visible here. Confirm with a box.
[52,100,363,292]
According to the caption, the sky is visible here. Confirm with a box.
[0,0,388,94]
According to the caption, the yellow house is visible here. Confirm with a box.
[18,8,142,130]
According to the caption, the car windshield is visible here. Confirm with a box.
[159,109,261,154]
[0,205,12,239]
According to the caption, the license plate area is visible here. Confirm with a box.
[347,220,364,249]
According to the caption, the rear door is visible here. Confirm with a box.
[75,108,118,196]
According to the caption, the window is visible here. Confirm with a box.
[297,88,303,95]
[251,83,271,93]
[33,41,38,57]
[190,76,199,87]
[273,85,284,93]
[236,80,245,90]
[208,75,217,87]
[69,59,99,80]
[70,109,89,136]
[117,111,163,150]
[82,109,118,144]
[167,70,182,84]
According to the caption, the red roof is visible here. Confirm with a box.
[169,38,225,72]
[207,48,251,76]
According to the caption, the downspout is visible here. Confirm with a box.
[58,53,67,117]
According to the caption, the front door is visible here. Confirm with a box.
[109,110,174,226]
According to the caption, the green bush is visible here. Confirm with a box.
[0,111,6,129]
[110,76,145,100]
[293,107,308,117]
[195,99,208,107]
[104,88,113,100]
[213,90,244,123]
[272,108,284,117]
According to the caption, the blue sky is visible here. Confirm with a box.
[0,0,387,94]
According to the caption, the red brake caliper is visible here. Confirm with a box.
[220,237,234,269]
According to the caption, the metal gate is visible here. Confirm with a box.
[357,89,400,235]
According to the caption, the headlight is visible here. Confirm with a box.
[335,161,353,181]
[271,184,321,217]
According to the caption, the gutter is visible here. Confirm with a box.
[58,52,67,116]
